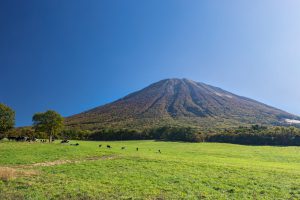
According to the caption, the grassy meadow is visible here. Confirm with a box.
[0,140,300,199]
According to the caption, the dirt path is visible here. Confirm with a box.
[1,155,117,181]
[17,155,118,168]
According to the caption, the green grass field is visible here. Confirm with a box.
[0,140,300,199]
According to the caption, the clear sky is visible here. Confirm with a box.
[1,0,300,126]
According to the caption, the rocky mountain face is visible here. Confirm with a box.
[66,78,299,130]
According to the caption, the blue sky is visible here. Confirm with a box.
[1,0,300,126]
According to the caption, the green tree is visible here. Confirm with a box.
[0,103,15,138]
[32,110,64,142]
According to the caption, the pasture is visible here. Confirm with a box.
[0,140,300,199]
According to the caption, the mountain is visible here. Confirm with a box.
[66,78,300,131]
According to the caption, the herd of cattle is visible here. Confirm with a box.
[99,144,161,153]
[7,136,38,142]
[7,136,55,143]
[61,141,161,152]
[5,137,162,153]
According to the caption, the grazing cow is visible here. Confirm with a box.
[70,143,79,146]
[7,136,17,141]
[121,146,125,150]
[61,139,69,144]
[16,136,27,142]
[136,147,139,151]
[99,144,102,148]
[107,145,111,149]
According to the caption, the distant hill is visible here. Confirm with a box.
[66,78,300,131]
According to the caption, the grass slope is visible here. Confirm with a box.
[0,141,300,199]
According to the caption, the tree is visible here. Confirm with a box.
[32,110,64,142]
[0,103,15,138]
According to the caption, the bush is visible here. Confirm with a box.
[60,129,92,140]
[89,129,144,140]
[147,126,202,142]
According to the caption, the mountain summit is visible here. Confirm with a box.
[66,78,299,130]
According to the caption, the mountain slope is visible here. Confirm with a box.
[66,78,299,130]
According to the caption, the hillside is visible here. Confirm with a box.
[66,78,300,131]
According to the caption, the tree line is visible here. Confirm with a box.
[58,125,300,146]
[207,125,300,146]
[1,103,300,146]
[83,125,300,146]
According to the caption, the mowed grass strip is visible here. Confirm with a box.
[0,140,300,199]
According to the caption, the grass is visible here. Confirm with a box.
[0,140,300,199]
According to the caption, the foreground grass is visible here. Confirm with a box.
[0,140,300,199]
